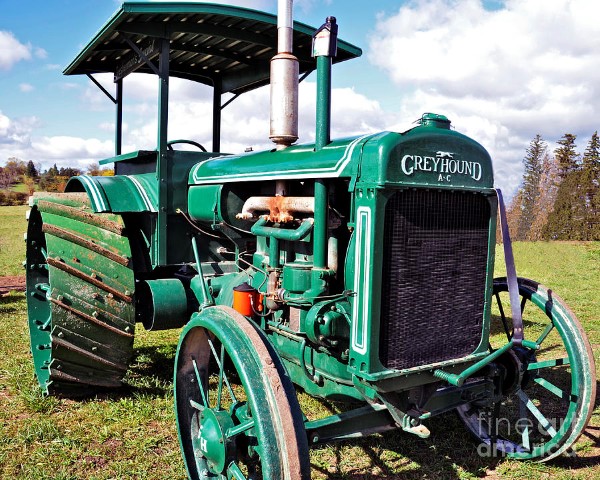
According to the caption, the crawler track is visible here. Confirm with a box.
[25,192,136,396]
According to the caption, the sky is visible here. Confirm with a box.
[1,0,600,197]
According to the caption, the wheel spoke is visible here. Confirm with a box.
[536,322,554,346]
[528,357,570,371]
[518,395,531,451]
[495,292,512,341]
[517,390,558,437]
[227,461,248,480]
[217,343,225,410]
[191,357,209,408]
[226,418,255,439]
[533,377,569,401]
[189,398,205,412]
[207,337,237,404]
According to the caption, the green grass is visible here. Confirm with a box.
[1,233,599,478]
[0,205,27,276]
[10,183,32,194]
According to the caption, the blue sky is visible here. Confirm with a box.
[2,0,600,197]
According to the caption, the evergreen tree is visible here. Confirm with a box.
[581,131,600,239]
[554,133,579,178]
[26,160,38,178]
[543,170,586,240]
[517,135,546,240]
[48,163,59,177]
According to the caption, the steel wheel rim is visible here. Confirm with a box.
[458,277,596,461]
[175,306,310,480]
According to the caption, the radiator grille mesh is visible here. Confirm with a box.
[379,190,490,370]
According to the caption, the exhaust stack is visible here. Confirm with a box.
[269,0,299,149]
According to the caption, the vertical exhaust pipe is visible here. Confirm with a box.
[270,0,299,149]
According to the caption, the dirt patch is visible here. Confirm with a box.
[0,275,26,295]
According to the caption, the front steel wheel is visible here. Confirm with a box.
[174,306,310,479]
[458,277,596,461]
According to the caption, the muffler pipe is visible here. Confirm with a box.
[269,0,299,149]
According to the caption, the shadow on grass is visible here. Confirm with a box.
[311,412,500,479]
[0,291,24,314]
[309,378,600,479]
[88,343,178,402]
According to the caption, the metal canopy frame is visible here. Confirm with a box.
[65,1,361,155]
[65,2,361,265]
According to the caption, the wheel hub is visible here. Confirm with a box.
[193,409,235,474]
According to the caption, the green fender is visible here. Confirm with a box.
[65,173,158,213]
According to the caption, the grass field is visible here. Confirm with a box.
[0,205,27,276]
[1,205,598,479]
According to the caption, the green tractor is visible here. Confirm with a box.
[25,1,596,478]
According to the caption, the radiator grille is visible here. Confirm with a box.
[379,189,491,370]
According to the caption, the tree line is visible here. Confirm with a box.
[0,158,113,205]
[506,132,600,241]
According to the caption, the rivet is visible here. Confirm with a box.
[91,346,97,352]
[92,311,99,317]
[57,295,64,302]
[57,331,64,338]
[125,326,131,333]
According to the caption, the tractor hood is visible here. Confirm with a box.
[188,114,494,190]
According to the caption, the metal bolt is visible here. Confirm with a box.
[91,272,97,279]
[125,326,131,333]
[57,331,64,338]
[124,290,131,296]
[107,293,114,299]
[92,311,99,317]
[91,346,97,352]
[57,295,64,302]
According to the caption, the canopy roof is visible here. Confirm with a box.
[63,1,362,95]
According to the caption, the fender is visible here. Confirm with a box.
[65,173,158,213]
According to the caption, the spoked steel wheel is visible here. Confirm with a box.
[458,277,596,461]
[174,306,310,479]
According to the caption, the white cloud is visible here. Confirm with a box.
[118,77,387,153]
[31,136,113,163]
[34,47,47,59]
[19,83,34,93]
[0,31,32,70]
[368,0,600,194]
[0,110,112,169]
